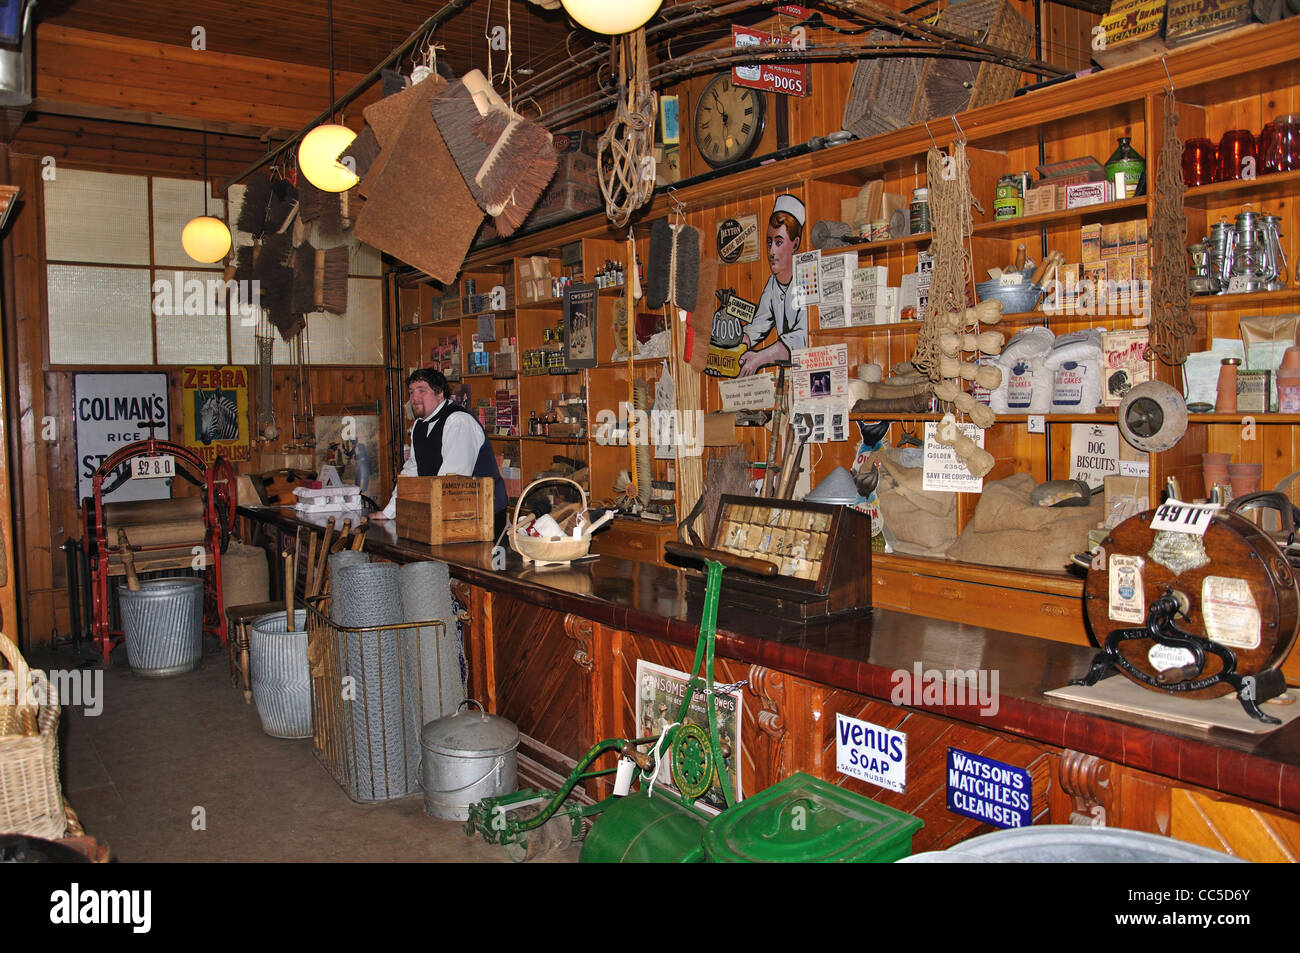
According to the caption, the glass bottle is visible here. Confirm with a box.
[1105,137,1145,199]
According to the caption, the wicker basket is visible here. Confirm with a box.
[508,478,593,567]
[0,631,67,839]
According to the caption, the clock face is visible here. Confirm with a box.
[692,73,766,169]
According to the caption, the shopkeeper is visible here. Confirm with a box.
[371,368,509,539]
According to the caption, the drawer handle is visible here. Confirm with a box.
[939,587,963,600]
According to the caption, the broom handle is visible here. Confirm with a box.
[117,529,140,591]
[625,231,639,499]
[304,532,319,600]
[283,551,294,620]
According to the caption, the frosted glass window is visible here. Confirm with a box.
[48,264,153,364]
[153,178,225,268]
[306,278,382,364]
[44,170,150,265]
[154,271,229,364]
[351,240,381,277]
[229,313,292,365]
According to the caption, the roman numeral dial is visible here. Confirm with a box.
[692,72,767,170]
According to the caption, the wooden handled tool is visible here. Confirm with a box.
[304,532,319,599]
[664,541,779,578]
[313,516,336,595]
[283,551,294,622]
[117,528,140,591]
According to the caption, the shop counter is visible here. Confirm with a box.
[240,505,1300,858]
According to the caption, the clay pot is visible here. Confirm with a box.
[1202,452,1230,496]
[1227,461,1262,498]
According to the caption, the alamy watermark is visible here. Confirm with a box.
[1042,278,1149,320]
[0,667,103,716]
[592,404,704,457]
[890,661,1000,717]
[152,273,261,323]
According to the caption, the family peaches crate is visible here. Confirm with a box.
[394,476,495,546]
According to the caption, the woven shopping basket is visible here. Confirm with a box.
[0,630,67,839]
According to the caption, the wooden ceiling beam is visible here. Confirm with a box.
[30,24,378,139]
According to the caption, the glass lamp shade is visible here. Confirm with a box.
[298,124,360,192]
[181,216,232,264]
[560,0,662,34]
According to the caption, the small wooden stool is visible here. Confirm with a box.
[226,600,288,703]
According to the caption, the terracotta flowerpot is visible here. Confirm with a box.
[1227,462,1262,498]
[1202,452,1231,496]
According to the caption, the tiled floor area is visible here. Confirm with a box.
[43,646,577,863]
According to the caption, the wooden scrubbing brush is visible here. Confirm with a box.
[430,70,557,236]
[318,246,349,314]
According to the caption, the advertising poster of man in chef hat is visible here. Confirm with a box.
[739,193,807,377]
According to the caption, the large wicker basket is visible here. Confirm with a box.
[0,631,67,839]
[508,478,593,567]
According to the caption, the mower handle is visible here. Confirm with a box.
[664,541,779,578]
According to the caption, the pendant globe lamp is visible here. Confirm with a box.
[299,0,358,193]
[560,0,662,34]
[182,131,232,264]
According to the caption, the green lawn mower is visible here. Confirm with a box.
[464,542,923,862]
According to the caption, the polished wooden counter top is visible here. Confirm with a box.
[242,505,1300,814]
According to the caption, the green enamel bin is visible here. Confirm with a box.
[580,790,710,863]
[702,772,923,863]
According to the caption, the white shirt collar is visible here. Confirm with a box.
[416,398,449,426]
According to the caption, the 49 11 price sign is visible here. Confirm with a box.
[131,454,175,480]
[1149,500,1218,536]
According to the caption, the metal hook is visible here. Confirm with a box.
[667,187,686,218]
[951,114,965,142]
[1161,55,1175,95]
[923,120,938,150]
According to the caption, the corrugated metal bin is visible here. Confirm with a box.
[250,609,312,739]
[117,578,204,677]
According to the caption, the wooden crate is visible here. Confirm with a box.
[395,476,493,545]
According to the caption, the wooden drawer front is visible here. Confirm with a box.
[590,522,672,566]
[873,568,1090,646]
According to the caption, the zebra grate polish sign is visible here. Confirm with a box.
[182,366,250,463]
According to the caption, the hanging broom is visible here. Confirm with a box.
[236,175,272,237]
[339,126,382,181]
[298,175,322,224]
[265,179,299,234]
[319,245,349,314]
[292,241,318,314]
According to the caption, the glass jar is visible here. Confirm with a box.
[1105,136,1145,198]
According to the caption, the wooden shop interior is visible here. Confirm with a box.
[3,0,1300,867]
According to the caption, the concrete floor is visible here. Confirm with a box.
[42,645,578,863]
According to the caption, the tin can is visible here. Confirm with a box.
[870,219,890,242]
[909,188,930,235]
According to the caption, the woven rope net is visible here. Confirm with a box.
[598,29,657,229]
[913,141,974,380]
[1149,88,1194,366]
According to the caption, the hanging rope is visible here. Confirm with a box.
[913,140,974,380]
[1149,87,1194,366]
[598,29,658,228]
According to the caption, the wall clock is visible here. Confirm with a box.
[692,73,766,169]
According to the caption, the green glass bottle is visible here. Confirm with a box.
[1105,136,1145,199]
